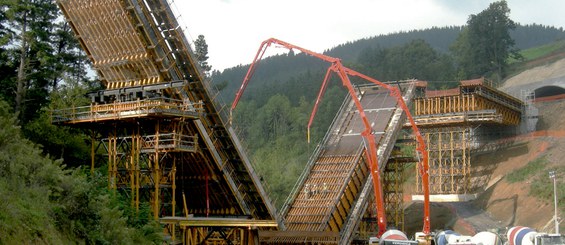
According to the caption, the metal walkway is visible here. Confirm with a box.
[264,82,416,244]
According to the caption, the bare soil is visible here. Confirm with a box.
[501,58,565,89]
[476,99,565,231]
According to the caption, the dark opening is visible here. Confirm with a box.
[534,85,565,98]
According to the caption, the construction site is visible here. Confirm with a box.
[51,0,563,244]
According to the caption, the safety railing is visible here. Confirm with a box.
[411,109,502,126]
[51,98,203,123]
[141,133,198,153]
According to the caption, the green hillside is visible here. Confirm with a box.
[0,102,162,244]
[507,39,565,76]
[519,39,565,61]
[213,24,565,104]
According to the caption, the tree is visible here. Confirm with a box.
[1,0,57,121]
[451,0,520,82]
[0,0,89,123]
[194,34,212,75]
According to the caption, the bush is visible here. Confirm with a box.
[0,100,162,244]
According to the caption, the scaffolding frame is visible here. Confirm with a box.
[416,127,471,194]
[356,146,413,242]
[412,78,524,195]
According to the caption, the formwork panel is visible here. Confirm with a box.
[58,0,163,88]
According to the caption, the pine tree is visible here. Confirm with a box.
[0,0,89,123]
[194,34,212,75]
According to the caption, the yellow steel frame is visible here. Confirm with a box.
[356,147,412,240]
[416,128,470,194]
[160,217,277,244]
[414,94,521,125]
[383,156,408,231]
[56,1,278,244]
[101,120,200,219]
[412,81,523,195]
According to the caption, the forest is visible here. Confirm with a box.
[0,0,564,243]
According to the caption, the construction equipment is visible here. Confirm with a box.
[507,226,565,245]
[434,230,502,245]
[230,37,431,238]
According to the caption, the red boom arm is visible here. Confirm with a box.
[230,38,430,237]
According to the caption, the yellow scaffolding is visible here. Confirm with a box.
[55,0,279,244]
[412,78,523,195]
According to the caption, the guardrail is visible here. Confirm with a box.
[141,133,198,152]
[51,98,203,123]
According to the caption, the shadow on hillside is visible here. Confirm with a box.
[469,143,529,192]
[473,177,519,228]
[404,201,456,237]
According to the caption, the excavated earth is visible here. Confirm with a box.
[403,57,565,237]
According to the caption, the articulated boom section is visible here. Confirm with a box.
[54,0,277,243]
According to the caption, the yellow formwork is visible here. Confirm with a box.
[58,0,163,89]
[416,128,471,194]
[412,80,523,195]
[414,94,521,125]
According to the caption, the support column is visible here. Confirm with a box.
[91,129,95,175]
[154,121,160,220]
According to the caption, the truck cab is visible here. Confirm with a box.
[535,234,565,245]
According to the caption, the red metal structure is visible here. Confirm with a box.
[230,38,430,237]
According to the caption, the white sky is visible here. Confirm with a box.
[172,0,565,71]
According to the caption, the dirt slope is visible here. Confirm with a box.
[501,58,565,89]
[473,99,565,233]
[464,57,565,234]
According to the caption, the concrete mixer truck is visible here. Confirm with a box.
[506,226,564,245]
[432,230,502,245]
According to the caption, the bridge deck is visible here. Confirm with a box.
[268,82,415,244]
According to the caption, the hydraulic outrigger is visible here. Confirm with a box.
[230,38,430,238]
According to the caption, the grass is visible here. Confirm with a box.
[506,157,565,213]
[509,40,565,64]
[529,166,565,210]
[506,157,548,183]
[505,40,565,77]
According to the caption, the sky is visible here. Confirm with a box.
[172,0,565,71]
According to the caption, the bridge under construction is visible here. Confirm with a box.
[261,82,418,244]
[411,79,526,199]
[52,0,527,244]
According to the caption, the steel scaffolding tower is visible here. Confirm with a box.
[53,0,277,243]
